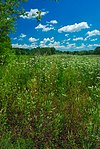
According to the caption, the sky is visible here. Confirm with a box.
[11,0,100,51]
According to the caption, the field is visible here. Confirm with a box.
[0,54,100,148]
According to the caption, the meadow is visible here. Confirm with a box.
[0,54,100,149]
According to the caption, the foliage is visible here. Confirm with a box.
[13,46,100,56]
[94,47,100,55]
[0,55,100,148]
[14,47,56,55]
[0,0,27,64]
[56,47,100,55]
[0,0,27,37]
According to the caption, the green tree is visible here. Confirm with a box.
[94,47,100,55]
[0,0,27,64]
[0,0,27,38]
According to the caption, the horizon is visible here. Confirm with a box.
[10,0,100,51]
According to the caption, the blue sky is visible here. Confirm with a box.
[11,0,100,51]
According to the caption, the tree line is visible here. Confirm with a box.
[13,47,56,55]
[13,46,100,55]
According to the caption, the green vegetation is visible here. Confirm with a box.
[0,54,100,148]
[14,47,56,56]
[0,0,27,64]
[0,1,100,149]
[13,46,100,56]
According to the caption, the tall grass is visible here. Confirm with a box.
[0,55,100,148]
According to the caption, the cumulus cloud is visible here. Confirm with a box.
[20,9,48,19]
[73,37,83,41]
[84,37,88,41]
[58,22,90,33]
[17,33,26,41]
[54,42,86,50]
[88,43,100,48]
[39,37,63,49]
[66,42,69,45]
[35,23,54,32]
[39,37,87,50]
[43,37,54,43]
[76,43,85,49]
[67,38,71,41]
[13,37,17,40]
[48,41,60,47]
[65,34,69,37]
[66,43,76,49]
[48,42,86,50]
[47,20,58,24]
[20,33,26,38]
[35,24,45,29]
[86,30,100,38]
[64,43,86,50]
[12,43,29,49]
[40,37,54,47]
[12,43,37,49]
[90,38,97,41]
[29,37,39,42]
[48,41,76,50]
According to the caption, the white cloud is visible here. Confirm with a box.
[61,39,70,43]
[12,43,37,49]
[48,41,60,47]
[12,43,29,49]
[73,37,83,41]
[90,38,97,41]
[29,37,39,42]
[35,24,45,29]
[86,30,100,38]
[67,38,71,41]
[66,43,76,49]
[43,38,50,43]
[62,39,67,44]
[48,42,68,49]
[39,38,87,50]
[48,42,86,50]
[13,37,17,40]
[64,43,86,50]
[48,41,76,50]
[40,37,54,47]
[35,23,54,32]
[49,42,86,50]
[65,34,69,37]
[18,33,26,41]
[84,37,88,41]
[76,43,85,49]
[88,43,100,48]
[39,38,62,49]
[40,41,47,47]
[87,44,93,48]
[20,9,48,19]
[43,37,54,43]
[18,38,23,41]
[66,42,69,45]
[58,22,90,33]
[47,20,58,24]
[43,27,54,32]
[20,33,26,38]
